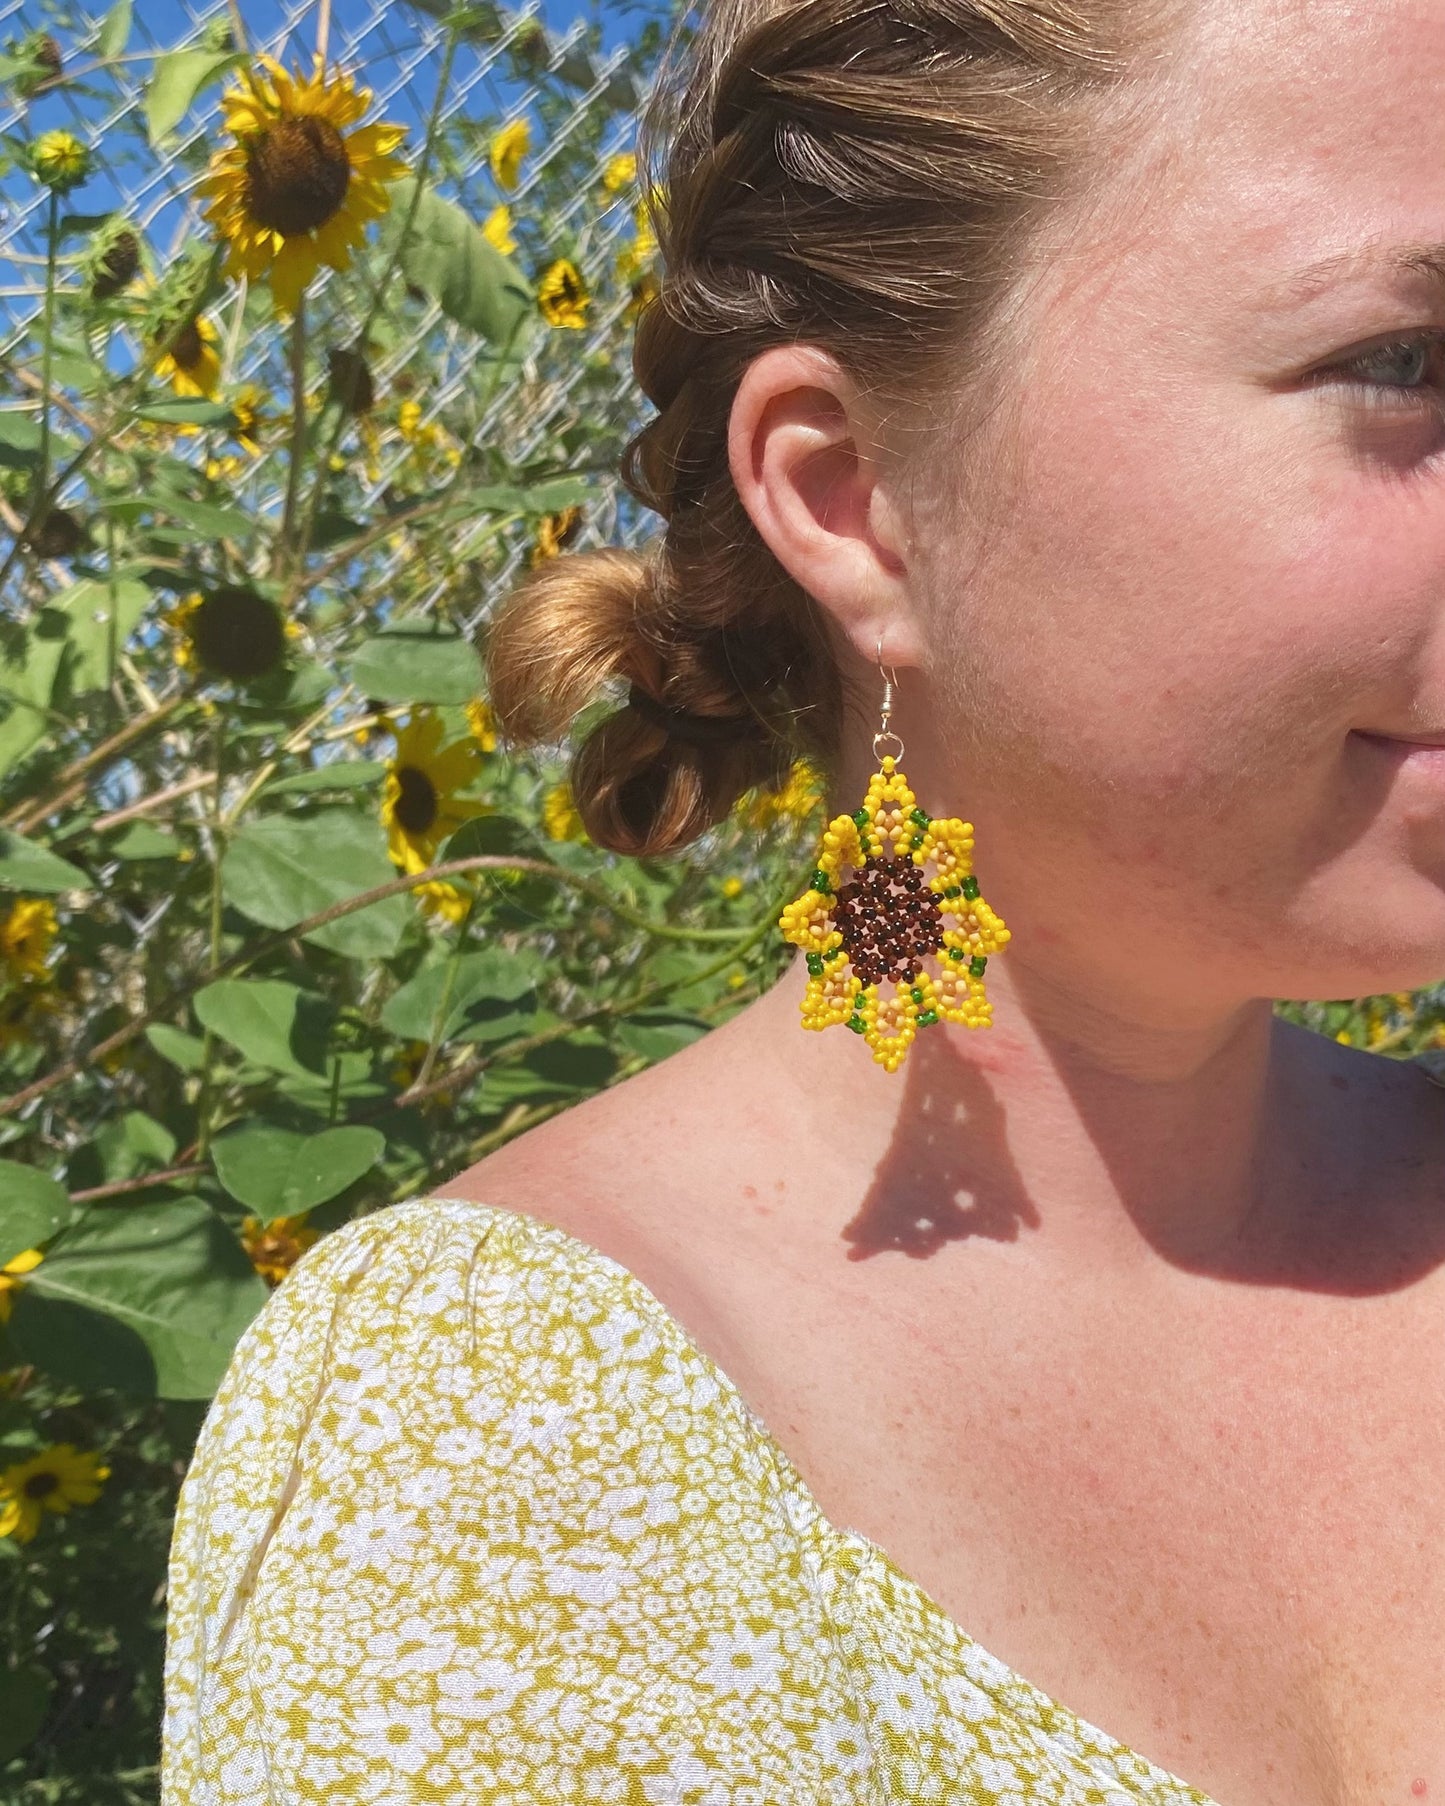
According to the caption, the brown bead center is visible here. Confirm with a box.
[23,1470,59,1499]
[245,116,351,236]
[833,855,941,990]
[392,767,438,836]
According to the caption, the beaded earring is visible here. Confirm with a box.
[777,641,1010,1072]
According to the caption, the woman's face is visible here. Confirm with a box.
[918,0,1445,1017]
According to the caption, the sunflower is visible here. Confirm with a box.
[538,258,589,329]
[151,312,221,400]
[381,709,487,875]
[0,982,60,1052]
[778,756,1010,1072]
[738,759,825,830]
[0,1443,110,1544]
[529,504,583,565]
[489,119,530,192]
[197,55,407,319]
[0,1248,43,1324]
[601,151,636,194]
[482,204,516,255]
[390,1039,462,1108]
[229,382,270,453]
[0,898,57,986]
[240,1213,319,1287]
[29,130,90,193]
[542,780,588,844]
[164,586,300,682]
[465,697,498,753]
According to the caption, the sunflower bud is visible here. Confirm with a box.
[13,34,63,99]
[28,130,90,194]
[326,346,375,415]
[89,225,141,300]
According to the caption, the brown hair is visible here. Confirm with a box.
[483,0,1181,856]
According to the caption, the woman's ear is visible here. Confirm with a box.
[727,343,926,669]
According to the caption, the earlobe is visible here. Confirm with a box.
[727,344,926,670]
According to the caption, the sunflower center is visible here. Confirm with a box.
[245,116,352,237]
[833,855,941,990]
[393,767,438,836]
[23,1470,59,1499]
[189,586,287,682]
[169,320,203,370]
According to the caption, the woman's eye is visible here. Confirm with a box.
[1332,332,1445,408]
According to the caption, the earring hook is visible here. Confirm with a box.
[873,631,904,765]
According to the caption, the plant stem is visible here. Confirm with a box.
[194,711,227,1161]
[288,26,460,578]
[34,190,60,517]
[278,299,308,575]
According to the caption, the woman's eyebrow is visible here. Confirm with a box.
[1262,239,1445,312]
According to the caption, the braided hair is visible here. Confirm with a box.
[483,0,1181,856]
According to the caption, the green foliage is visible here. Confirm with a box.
[0,3,803,1794]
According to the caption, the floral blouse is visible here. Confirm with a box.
[160,1193,1222,1804]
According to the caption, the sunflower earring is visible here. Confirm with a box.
[777,642,1010,1072]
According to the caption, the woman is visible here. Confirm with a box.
[161,1,1445,1801]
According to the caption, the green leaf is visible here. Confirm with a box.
[222,809,409,959]
[0,1664,54,1765]
[440,812,545,864]
[615,1010,712,1062]
[150,496,252,540]
[211,1124,385,1217]
[97,0,133,58]
[348,626,485,706]
[381,948,538,1044]
[145,1023,206,1072]
[134,397,236,427]
[193,978,336,1079]
[0,413,41,471]
[382,176,534,342]
[0,829,90,893]
[266,760,386,795]
[145,49,244,146]
[0,1161,72,1265]
[466,476,591,514]
[100,819,180,861]
[522,1035,617,1092]
[47,576,151,693]
[91,1109,177,1185]
[10,1198,270,1398]
[0,630,67,784]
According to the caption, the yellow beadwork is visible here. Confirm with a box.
[777,754,1010,1072]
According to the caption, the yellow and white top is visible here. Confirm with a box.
[161,1194,1220,1805]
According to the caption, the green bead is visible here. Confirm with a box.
[910,986,923,1003]
[948,946,966,961]
[909,807,930,828]
[852,807,870,828]
[943,884,962,898]
[969,955,987,977]
[961,876,980,900]
[846,1015,866,1034]
[812,869,831,894]
[827,944,847,960]
[806,952,824,976]
[858,834,872,857]
[917,1009,939,1027]
[909,833,925,849]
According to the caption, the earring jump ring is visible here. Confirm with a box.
[873,728,905,763]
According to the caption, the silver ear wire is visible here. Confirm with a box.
[873,632,904,764]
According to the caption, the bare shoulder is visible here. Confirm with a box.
[438,987,800,1275]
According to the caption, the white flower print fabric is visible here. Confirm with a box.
[160,1194,1222,1805]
